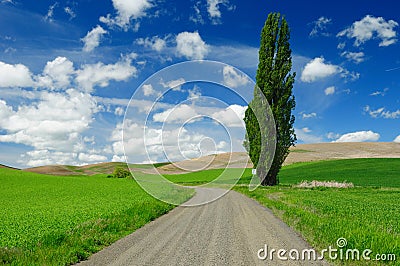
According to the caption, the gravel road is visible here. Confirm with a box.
[78,188,329,266]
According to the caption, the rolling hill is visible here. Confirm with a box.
[24,162,131,176]
[0,164,19,170]
[21,142,400,175]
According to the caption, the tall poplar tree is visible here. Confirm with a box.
[244,13,296,186]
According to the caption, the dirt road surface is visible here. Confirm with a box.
[78,188,329,266]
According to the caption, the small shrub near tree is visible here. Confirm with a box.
[112,167,132,178]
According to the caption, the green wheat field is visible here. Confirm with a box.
[1,158,399,265]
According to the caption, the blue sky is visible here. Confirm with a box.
[0,0,399,168]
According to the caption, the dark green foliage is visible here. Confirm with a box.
[244,13,296,186]
[113,166,132,178]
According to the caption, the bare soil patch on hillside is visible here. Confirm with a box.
[285,142,400,165]
[24,165,82,176]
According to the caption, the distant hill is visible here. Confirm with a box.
[22,142,400,175]
[0,164,20,170]
[157,152,252,174]
[23,161,168,176]
[285,142,400,165]
[24,162,129,176]
[157,142,400,173]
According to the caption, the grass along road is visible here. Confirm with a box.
[234,187,400,265]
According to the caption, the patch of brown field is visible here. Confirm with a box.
[285,142,400,165]
[24,162,129,176]
[156,152,252,174]
[78,162,121,170]
[24,165,81,176]
[78,162,128,175]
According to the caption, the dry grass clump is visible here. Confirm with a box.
[295,180,354,188]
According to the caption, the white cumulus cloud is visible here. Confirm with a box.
[206,0,232,24]
[0,89,99,166]
[78,153,107,163]
[211,104,247,127]
[142,84,161,97]
[324,86,335,95]
[337,15,398,47]
[223,65,249,88]
[0,100,13,120]
[114,106,124,116]
[300,57,340,82]
[153,104,198,124]
[295,128,323,143]
[0,54,145,166]
[1,54,138,93]
[24,150,76,167]
[111,119,220,163]
[341,51,365,64]
[100,0,153,30]
[160,78,186,91]
[37,57,75,89]
[176,31,209,60]
[327,132,340,140]
[301,57,359,82]
[82,25,107,52]
[302,112,317,119]
[334,130,380,142]
[136,36,167,52]
[76,53,137,92]
[0,61,34,87]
